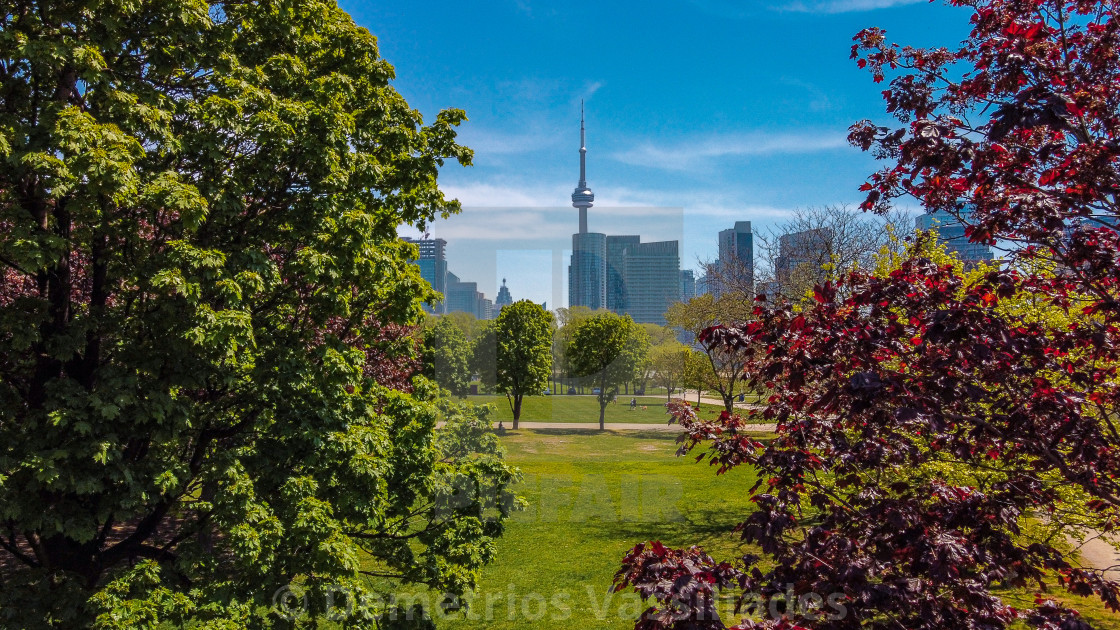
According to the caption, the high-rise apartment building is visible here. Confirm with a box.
[716,221,754,295]
[695,272,711,296]
[915,208,995,264]
[776,228,833,277]
[680,269,696,302]
[621,240,681,325]
[403,236,448,314]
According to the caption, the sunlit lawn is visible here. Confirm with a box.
[351,428,1120,629]
[428,430,1120,630]
[463,394,747,424]
[436,429,761,629]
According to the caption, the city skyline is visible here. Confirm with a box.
[366,0,969,277]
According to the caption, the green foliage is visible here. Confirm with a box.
[471,322,497,394]
[681,349,716,402]
[640,323,677,348]
[565,313,649,428]
[0,0,516,626]
[666,295,755,411]
[492,301,553,423]
[649,343,691,400]
[551,306,605,382]
[422,317,472,397]
[424,311,485,343]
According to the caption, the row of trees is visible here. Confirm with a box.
[425,305,718,429]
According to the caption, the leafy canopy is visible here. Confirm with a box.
[492,300,553,422]
[616,1,1120,628]
[421,316,472,398]
[566,312,649,427]
[0,0,516,627]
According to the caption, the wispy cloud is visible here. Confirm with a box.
[581,81,604,102]
[455,127,561,156]
[611,131,850,172]
[780,77,835,112]
[439,181,572,208]
[685,0,924,18]
[782,0,926,13]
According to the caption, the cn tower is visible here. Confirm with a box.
[571,100,595,233]
[568,102,607,310]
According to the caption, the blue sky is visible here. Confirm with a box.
[341,0,973,306]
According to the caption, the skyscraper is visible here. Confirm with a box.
[776,228,833,277]
[495,278,513,310]
[570,233,607,309]
[715,221,754,296]
[915,207,995,265]
[403,236,448,314]
[568,103,607,310]
[766,228,834,299]
[621,240,681,325]
[606,235,641,311]
[680,269,696,302]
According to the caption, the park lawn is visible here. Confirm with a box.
[354,428,1120,629]
[429,430,1120,630]
[463,394,737,424]
[434,429,760,629]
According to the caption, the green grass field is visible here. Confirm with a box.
[420,429,1120,630]
[432,429,759,629]
[463,394,742,424]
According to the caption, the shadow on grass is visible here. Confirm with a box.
[592,505,750,553]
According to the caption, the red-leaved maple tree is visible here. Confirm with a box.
[615,1,1120,628]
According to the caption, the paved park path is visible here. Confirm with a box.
[490,421,775,432]
[1069,531,1120,580]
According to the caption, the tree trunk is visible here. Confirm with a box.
[512,393,522,429]
[724,393,734,414]
[599,371,607,430]
[696,387,701,405]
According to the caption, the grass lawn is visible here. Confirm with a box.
[421,429,1120,630]
[434,429,759,629]
[463,394,738,424]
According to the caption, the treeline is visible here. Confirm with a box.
[418,304,742,428]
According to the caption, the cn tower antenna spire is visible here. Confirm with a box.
[579,100,587,187]
[571,100,594,234]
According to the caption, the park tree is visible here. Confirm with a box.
[681,348,714,405]
[641,322,679,347]
[492,300,553,428]
[0,0,519,626]
[615,2,1120,628]
[471,321,497,394]
[566,312,649,430]
[666,295,754,413]
[649,343,691,402]
[438,310,486,343]
[421,316,472,398]
[552,305,602,393]
[753,204,907,302]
